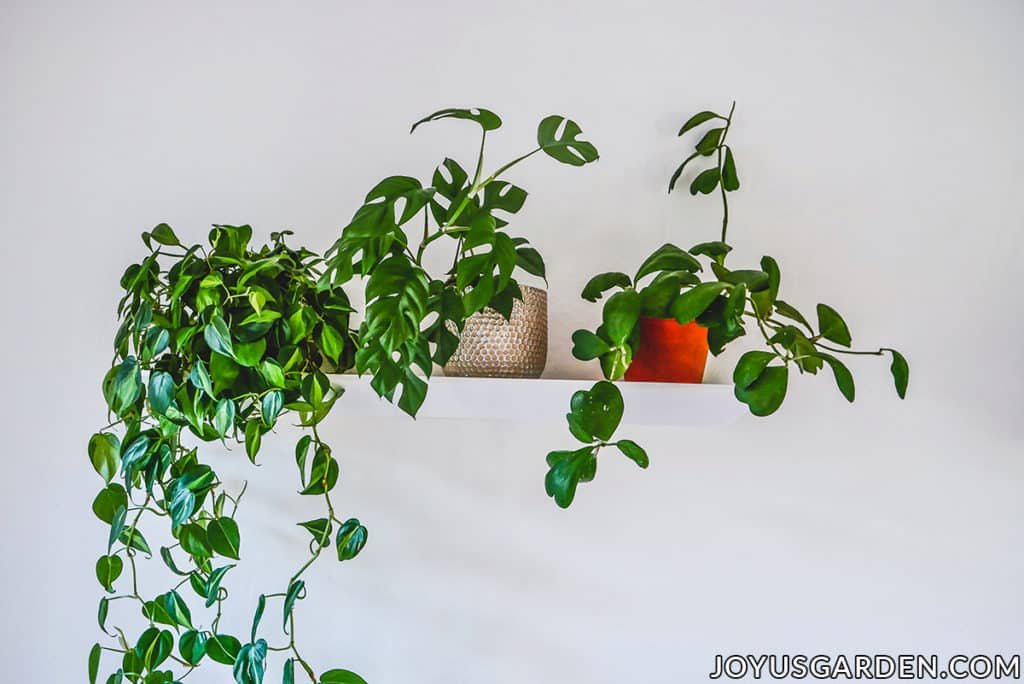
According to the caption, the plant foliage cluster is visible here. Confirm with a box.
[546,103,909,508]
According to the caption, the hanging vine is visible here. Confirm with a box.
[88,224,368,684]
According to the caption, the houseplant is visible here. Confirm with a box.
[320,107,598,409]
[88,224,369,684]
[545,102,910,508]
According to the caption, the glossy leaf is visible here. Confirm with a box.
[207,517,241,560]
[581,272,632,302]
[283,580,305,632]
[735,365,789,416]
[178,630,207,666]
[205,634,241,665]
[88,432,120,483]
[204,564,235,608]
[671,282,730,324]
[602,290,641,346]
[733,351,777,390]
[321,670,370,684]
[615,440,649,468]
[677,110,721,136]
[233,639,267,684]
[147,372,175,415]
[204,314,235,358]
[95,555,123,592]
[721,146,740,190]
[297,518,332,548]
[569,381,624,441]
[889,349,909,399]
[634,244,701,281]
[537,115,599,166]
[336,518,368,561]
[690,167,720,195]
[89,643,102,684]
[214,398,235,438]
[571,330,611,361]
[816,303,852,347]
[410,107,502,133]
[814,353,856,402]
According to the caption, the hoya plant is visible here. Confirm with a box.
[320,107,598,416]
[546,103,909,508]
[88,224,369,684]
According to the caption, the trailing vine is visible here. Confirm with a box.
[88,224,368,684]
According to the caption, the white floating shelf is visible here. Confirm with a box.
[329,375,745,428]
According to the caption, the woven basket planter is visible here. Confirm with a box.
[443,285,548,378]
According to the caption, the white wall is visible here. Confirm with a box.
[2,1,1022,681]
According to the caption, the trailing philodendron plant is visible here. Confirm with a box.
[88,224,370,684]
[320,107,598,416]
[545,102,909,508]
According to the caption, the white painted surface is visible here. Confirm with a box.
[337,375,744,426]
[1,1,1022,682]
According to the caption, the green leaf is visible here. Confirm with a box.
[537,115,599,166]
[336,518,368,561]
[670,282,730,324]
[162,590,194,629]
[599,345,632,381]
[258,359,286,388]
[95,555,123,592]
[283,580,305,632]
[204,313,235,358]
[297,518,332,548]
[92,483,128,524]
[283,659,295,684]
[205,564,235,608]
[721,146,740,190]
[689,241,732,262]
[816,303,852,347]
[150,223,181,246]
[888,349,909,399]
[814,353,856,402]
[261,391,283,426]
[774,300,813,332]
[321,670,370,684]
[167,482,196,528]
[98,597,109,634]
[178,630,207,666]
[602,290,641,346]
[189,359,215,398]
[634,244,701,281]
[89,643,102,684]
[571,330,611,361]
[677,110,721,136]
[107,505,126,552]
[251,595,266,642]
[615,440,649,468]
[760,255,780,302]
[570,381,624,441]
[581,272,632,302]
[299,446,340,495]
[205,633,241,665]
[135,627,173,669]
[318,324,347,366]
[690,167,720,195]
[108,357,142,415]
[233,338,266,367]
[544,447,597,508]
[734,365,789,416]
[410,107,502,133]
[207,517,241,560]
[119,527,151,555]
[566,412,594,443]
[214,398,235,438]
[244,419,264,461]
[147,371,175,415]
[695,127,724,154]
[88,432,120,483]
[515,246,546,280]
[233,640,268,684]
[733,351,777,390]
[639,273,682,318]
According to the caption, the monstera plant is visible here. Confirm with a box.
[88,224,368,684]
[545,102,910,508]
[320,107,598,416]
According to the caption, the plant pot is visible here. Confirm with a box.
[624,316,708,383]
[443,285,547,378]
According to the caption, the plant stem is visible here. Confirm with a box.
[717,101,737,243]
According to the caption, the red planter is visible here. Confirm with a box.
[624,317,709,383]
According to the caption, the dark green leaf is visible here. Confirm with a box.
[89,432,120,483]
[178,630,207,666]
[733,351,777,390]
[150,223,181,247]
[544,447,596,509]
[233,639,268,684]
[167,483,196,528]
[297,518,332,548]
[515,246,546,281]
[93,483,128,524]
[251,595,265,642]
[189,359,215,398]
[671,282,730,324]
[570,381,624,441]
[814,353,856,402]
[634,244,701,281]
[214,398,235,438]
[721,146,740,190]
[677,110,721,136]
[162,590,193,630]
[321,670,369,684]
[98,597,109,634]
[774,300,813,333]
[571,329,611,361]
[207,517,241,560]
[300,446,340,495]
[735,365,789,416]
[89,643,102,684]
[889,349,909,399]
[244,420,262,463]
[816,303,852,347]
[336,518,368,561]
[205,564,235,608]
[689,241,732,262]
[283,580,305,632]
[602,290,641,345]
[261,391,283,426]
[695,127,724,154]
[615,440,649,468]
[690,167,720,195]
[108,505,126,552]
[205,634,241,665]
[148,371,175,415]
[581,272,632,302]
[410,107,502,133]
[96,555,123,592]
[537,115,599,166]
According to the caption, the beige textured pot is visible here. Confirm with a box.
[443,285,548,378]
